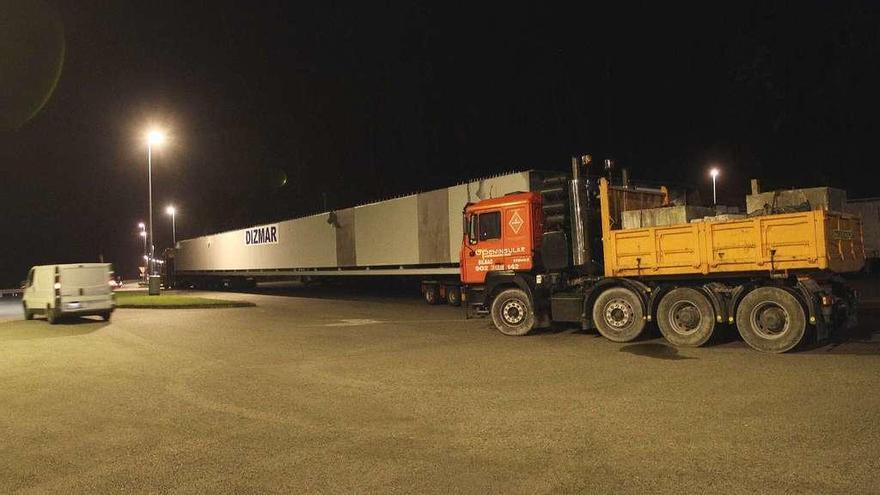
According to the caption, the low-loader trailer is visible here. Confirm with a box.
[461,156,864,353]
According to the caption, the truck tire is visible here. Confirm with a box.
[46,305,58,325]
[101,311,112,322]
[424,285,440,305]
[490,288,535,336]
[446,286,462,307]
[592,287,646,343]
[656,287,716,347]
[23,303,33,320]
[735,287,806,353]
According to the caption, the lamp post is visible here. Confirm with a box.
[146,129,165,294]
[138,228,147,282]
[166,205,177,246]
[710,167,720,206]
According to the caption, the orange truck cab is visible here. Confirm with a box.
[461,192,542,285]
[459,156,863,354]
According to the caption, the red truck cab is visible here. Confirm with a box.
[461,192,543,284]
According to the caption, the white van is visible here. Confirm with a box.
[22,264,115,324]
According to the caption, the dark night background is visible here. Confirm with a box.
[1,1,878,286]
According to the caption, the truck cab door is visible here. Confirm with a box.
[462,210,504,284]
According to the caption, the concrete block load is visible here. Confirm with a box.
[621,205,715,229]
[746,186,847,215]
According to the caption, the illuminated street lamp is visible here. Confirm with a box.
[165,205,177,246]
[709,167,720,206]
[145,128,166,294]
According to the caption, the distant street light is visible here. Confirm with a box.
[166,205,177,246]
[145,128,166,294]
[710,167,720,206]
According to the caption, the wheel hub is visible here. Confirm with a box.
[751,302,790,339]
[502,300,525,325]
[605,300,633,328]
[669,301,701,335]
[759,307,785,331]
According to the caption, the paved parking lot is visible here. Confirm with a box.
[1,290,878,493]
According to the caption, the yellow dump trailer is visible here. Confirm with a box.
[604,210,865,277]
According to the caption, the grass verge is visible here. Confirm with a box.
[114,291,255,309]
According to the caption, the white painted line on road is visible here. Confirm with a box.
[324,319,382,327]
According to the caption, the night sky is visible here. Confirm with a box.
[1,1,878,285]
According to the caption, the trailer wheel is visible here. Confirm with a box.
[23,303,33,320]
[656,287,716,347]
[736,287,806,353]
[592,287,646,342]
[424,285,440,305]
[446,286,462,306]
[490,288,535,336]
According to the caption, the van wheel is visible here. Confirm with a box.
[446,286,462,307]
[592,287,646,342]
[736,287,806,353]
[490,288,535,336]
[46,305,58,325]
[101,311,112,322]
[656,287,716,347]
[23,303,33,320]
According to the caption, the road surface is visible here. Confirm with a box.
[0,290,878,493]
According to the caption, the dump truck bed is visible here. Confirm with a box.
[604,210,865,278]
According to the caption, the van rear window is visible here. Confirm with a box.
[60,267,108,287]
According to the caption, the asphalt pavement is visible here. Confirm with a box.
[0,290,878,493]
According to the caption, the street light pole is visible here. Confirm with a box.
[710,167,720,206]
[166,205,177,246]
[138,222,146,283]
[145,129,165,295]
[148,143,155,276]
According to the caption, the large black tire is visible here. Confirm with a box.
[424,285,440,305]
[46,305,58,325]
[490,288,535,336]
[101,311,112,322]
[446,286,462,307]
[592,287,646,343]
[736,287,807,353]
[656,287,716,347]
[23,303,33,320]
